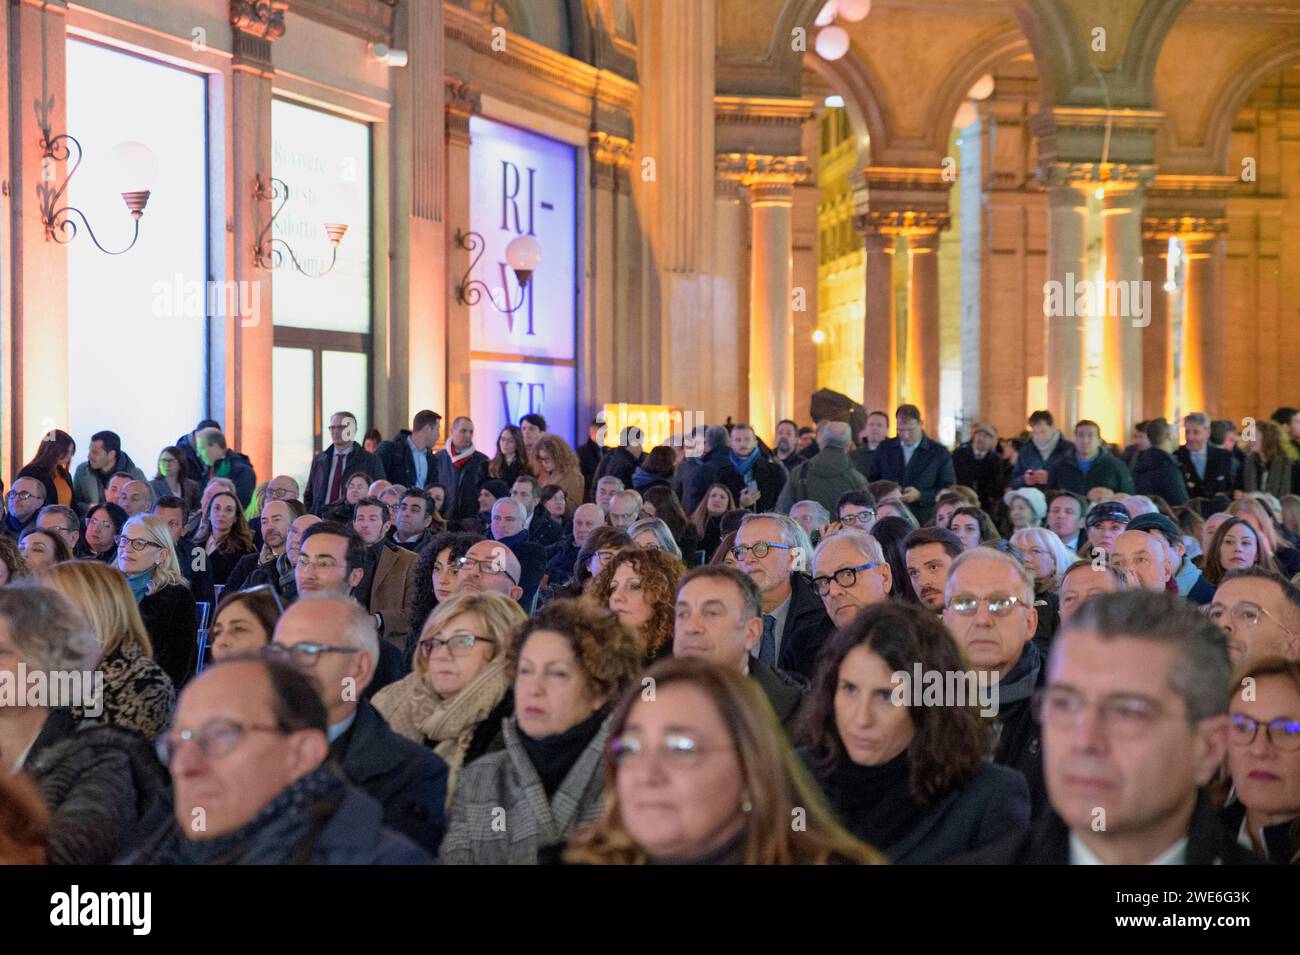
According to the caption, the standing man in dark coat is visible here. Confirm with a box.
[957,591,1254,865]
[304,411,386,516]
[376,410,441,491]
[431,416,489,523]
[849,410,890,479]
[594,427,646,490]
[1132,418,1189,506]
[951,422,1011,514]
[687,425,732,515]
[1177,412,1239,500]
[1011,410,1075,490]
[272,596,449,855]
[197,430,258,508]
[868,405,956,527]
[576,419,605,502]
[716,423,787,514]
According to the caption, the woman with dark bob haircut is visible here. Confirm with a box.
[566,656,884,865]
[796,602,1030,863]
[439,599,645,865]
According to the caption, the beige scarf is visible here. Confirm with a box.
[372,656,511,799]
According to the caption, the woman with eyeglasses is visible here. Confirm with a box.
[1223,656,1300,863]
[1011,526,1077,653]
[689,483,735,562]
[0,587,169,864]
[374,592,526,801]
[36,560,175,739]
[76,502,127,564]
[18,527,71,575]
[197,491,256,588]
[209,585,284,663]
[149,445,201,517]
[537,527,634,606]
[796,602,1030,863]
[440,599,644,864]
[588,546,685,661]
[116,514,199,689]
[566,656,884,865]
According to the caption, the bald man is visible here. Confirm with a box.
[456,539,524,603]
[273,596,448,853]
[1109,529,1175,592]
[546,503,605,587]
[119,480,154,517]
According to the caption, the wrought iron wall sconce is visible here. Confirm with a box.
[37,132,155,255]
[253,174,349,277]
[454,229,542,314]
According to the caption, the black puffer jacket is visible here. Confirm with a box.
[25,709,170,865]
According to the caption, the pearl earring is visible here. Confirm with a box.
[741,793,753,813]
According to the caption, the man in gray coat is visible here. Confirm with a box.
[775,420,870,516]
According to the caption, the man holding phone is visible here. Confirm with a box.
[717,423,787,513]
[1012,410,1074,489]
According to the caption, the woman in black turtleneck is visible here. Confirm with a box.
[796,602,1030,864]
[439,599,645,864]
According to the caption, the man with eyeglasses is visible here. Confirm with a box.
[456,538,524,603]
[270,596,448,854]
[943,548,1047,814]
[36,504,80,552]
[959,591,1256,865]
[833,489,877,535]
[673,565,804,730]
[304,411,385,516]
[1209,567,1300,665]
[488,498,546,608]
[733,513,827,681]
[789,500,831,543]
[2,477,46,539]
[784,529,892,680]
[265,474,301,504]
[120,656,432,864]
[607,489,643,530]
[349,498,419,652]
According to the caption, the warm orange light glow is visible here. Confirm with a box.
[601,403,700,449]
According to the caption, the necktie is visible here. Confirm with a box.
[759,614,777,667]
[327,452,346,503]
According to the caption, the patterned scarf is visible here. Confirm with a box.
[134,765,345,865]
[372,657,512,799]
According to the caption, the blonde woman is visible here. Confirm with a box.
[372,591,527,802]
[117,514,199,690]
[35,561,175,739]
[1011,527,1076,594]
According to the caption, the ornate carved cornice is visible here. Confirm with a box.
[1141,216,1229,241]
[231,0,288,41]
[716,152,810,186]
[713,96,815,128]
[863,165,953,194]
[859,210,949,236]
[589,131,634,169]
[1029,107,1165,140]
[1147,173,1237,202]
[1040,162,1157,191]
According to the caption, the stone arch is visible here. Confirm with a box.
[926,27,1033,158]
[803,48,890,168]
[1202,37,1300,175]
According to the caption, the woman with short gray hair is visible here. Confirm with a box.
[627,517,682,560]
[0,587,168,864]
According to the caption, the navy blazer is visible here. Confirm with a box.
[868,434,956,525]
[1176,445,1239,500]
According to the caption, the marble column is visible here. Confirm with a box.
[389,0,445,427]
[907,230,941,426]
[1181,231,1224,415]
[862,226,896,415]
[1044,172,1089,431]
[1102,181,1146,440]
[587,132,633,426]
[743,159,806,441]
[713,172,744,424]
[1140,234,1171,420]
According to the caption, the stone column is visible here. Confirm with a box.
[389,0,445,428]
[741,157,807,441]
[225,2,285,479]
[907,230,941,426]
[4,0,70,473]
[634,0,715,410]
[1182,229,1225,415]
[1102,178,1147,440]
[1139,233,1170,420]
[713,171,744,424]
[587,131,633,425]
[443,79,479,420]
[1043,170,1089,431]
[861,226,896,416]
